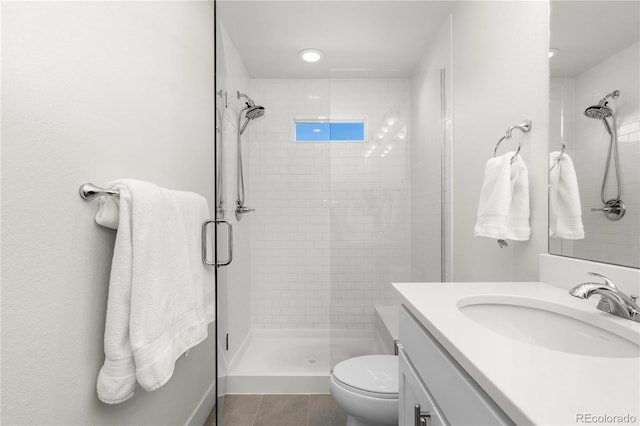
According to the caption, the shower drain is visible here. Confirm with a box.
[305,358,318,365]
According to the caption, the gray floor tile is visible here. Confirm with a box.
[203,403,216,426]
[222,413,257,426]
[254,394,309,425]
[307,394,347,426]
[224,395,263,416]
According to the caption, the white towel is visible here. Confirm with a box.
[549,152,584,239]
[474,152,531,241]
[95,179,215,404]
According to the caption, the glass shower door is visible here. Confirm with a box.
[328,69,445,368]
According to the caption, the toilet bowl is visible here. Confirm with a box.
[330,355,398,426]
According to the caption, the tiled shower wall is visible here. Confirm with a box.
[247,79,410,330]
[551,42,640,267]
[328,80,410,330]
[247,79,331,330]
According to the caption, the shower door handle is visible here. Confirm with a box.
[202,219,233,267]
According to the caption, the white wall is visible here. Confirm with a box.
[411,15,453,282]
[553,42,640,267]
[1,2,215,424]
[450,1,550,281]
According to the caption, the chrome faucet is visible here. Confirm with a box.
[569,272,640,323]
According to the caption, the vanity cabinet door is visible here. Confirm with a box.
[400,307,514,426]
[398,347,448,426]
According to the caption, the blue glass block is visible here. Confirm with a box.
[295,122,330,141]
[330,122,365,141]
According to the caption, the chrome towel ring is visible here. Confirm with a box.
[550,140,566,171]
[493,119,532,163]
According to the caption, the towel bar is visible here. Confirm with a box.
[80,182,227,267]
[79,183,119,200]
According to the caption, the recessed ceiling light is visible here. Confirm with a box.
[299,49,324,63]
[549,48,559,58]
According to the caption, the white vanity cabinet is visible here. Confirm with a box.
[398,306,514,426]
[398,346,447,426]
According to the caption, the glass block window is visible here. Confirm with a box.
[294,119,365,142]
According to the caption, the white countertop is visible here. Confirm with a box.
[393,282,640,426]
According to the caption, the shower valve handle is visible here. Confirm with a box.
[235,205,255,221]
[591,206,614,212]
[590,199,626,221]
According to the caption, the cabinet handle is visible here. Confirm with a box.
[414,404,431,426]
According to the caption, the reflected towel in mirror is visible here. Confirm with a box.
[549,152,584,239]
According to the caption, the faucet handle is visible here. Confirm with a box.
[587,272,617,289]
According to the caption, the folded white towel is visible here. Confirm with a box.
[474,152,531,241]
[549,152,584,239]
[95,179,214,404]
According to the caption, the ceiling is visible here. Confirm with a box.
[218,0,457,78]
[550,1,639,77]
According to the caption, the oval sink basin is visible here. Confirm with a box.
[458,295,640,358]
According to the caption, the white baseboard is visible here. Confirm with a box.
[226,375,329,394]
[185,380,216,426]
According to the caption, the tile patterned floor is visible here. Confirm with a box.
[203,394,347,426]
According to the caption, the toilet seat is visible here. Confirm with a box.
[332,355,398,399]
[331,374,398,400]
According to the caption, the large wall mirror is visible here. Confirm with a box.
[549,1,639,268]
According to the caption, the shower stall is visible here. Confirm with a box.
[213,0,450,421]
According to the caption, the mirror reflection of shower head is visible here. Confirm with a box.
[584,90,619,134]
[585,103,613,120]
[583,90,624,219]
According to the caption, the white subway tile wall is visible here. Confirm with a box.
[246,79,411,330]
[329,79,410,331]
[248,79,331,330]
[551,42,640,267]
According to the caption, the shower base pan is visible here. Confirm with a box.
[225,328,387,394]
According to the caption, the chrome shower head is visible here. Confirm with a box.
[246,105,265,120]
[584,90,619,134]
[585,104,613,120]
[236,91,266,134]
[239,104,266,134]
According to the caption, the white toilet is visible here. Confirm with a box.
[330,355,399,426]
